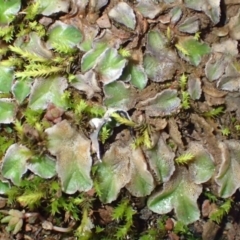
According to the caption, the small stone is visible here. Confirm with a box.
[165,218,174,231]
[202,199,211,217]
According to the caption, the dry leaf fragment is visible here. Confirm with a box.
[228,11,240,40]
[202,221,220,240]
[96,14,111,28]
[190,114,221,167]
[202,85,227,98]
[168,118,184,149]
[202,83,227,106]
[205,95,225,106]
[98,206,114,224]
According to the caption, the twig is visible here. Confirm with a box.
[42,220,73,233]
